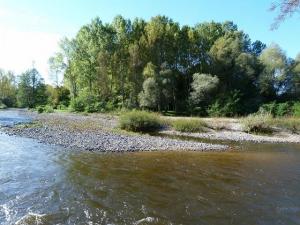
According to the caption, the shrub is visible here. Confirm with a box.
[85,102,105,113]
[242,113,273,134]
[57,104,68,110]
[69,98,85,112]
[207,90,241,117]
[171,119,207,133]
[275,102,291,117]
[293,102,300,117]
[259,102,277,116]
[271,118,300,134]
[119,111,163,132]
[207,100,223,117]
[44,105,54,113]
[259,101,293,117]
[37,106,44,114]
[0,101,7,109]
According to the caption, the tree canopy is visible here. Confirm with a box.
[1,15,299,116]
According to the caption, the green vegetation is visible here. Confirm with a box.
[270,118,300,134]
[259,101,300,117]
[171,119,207,133]
[119,111,163,132]
[242,113,273,134]
[293,102,300,117]
[0,16,299,117]
[0,101,7,109]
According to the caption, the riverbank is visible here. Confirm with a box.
[1,110,227,152]
[163,117,300,143]
[2,110,300,153]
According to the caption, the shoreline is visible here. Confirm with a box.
[1,109,300,153]
[1,110,227,152]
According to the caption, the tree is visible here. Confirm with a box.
[0,70,17,107]
[17,68,48,108]
[55,15,300,116]
[258,44,288,100]
[189,73,219,106]
[48,52,66,87]
[138,77,159,110]
[270,0,300,29]
[290,54,300,97]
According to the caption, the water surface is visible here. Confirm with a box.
[0,110,300,225]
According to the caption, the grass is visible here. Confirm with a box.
[242,112,300,134]
[171,118,207,133]
[242,113,274,134]
[119,110,163,132]
[270,117,300,134]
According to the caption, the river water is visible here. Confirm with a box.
[0,110,300,225]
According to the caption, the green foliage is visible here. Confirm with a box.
[293,102,300,117]
[189,73,219,106]
[242,113,273,134]
[207,90,242,117]
[1,15,299,117]
[44,105,54,113]
[0,70,17,107]
[119,111,163,132]
[171,119,207,133]
[259,101,295,117]
[47,86,70,108]
[69,98,85,112]
[17,69,48,108]
[0,101,7,109]
[258,44,287,99]
[207,100,223,117]
[276,102,290,117]
[138,77,159,110]
[69,88,101,112]
[37,106,44,114]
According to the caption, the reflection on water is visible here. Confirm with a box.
[1,110,300,224]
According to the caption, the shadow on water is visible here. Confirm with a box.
[1,110,300,224]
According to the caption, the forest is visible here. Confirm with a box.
[1,15,300,117]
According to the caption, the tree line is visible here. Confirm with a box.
[1,15,299,116]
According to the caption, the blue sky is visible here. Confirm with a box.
[0,0,299,82]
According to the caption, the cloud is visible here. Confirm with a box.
[0,26,61,83]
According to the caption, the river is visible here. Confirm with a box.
[0,110,300,225]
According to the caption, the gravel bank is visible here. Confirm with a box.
[2,111,227,152]
[161,130,300,143]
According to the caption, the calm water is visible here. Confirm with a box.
[0,110,300,225]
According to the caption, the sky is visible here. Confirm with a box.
[0,0,299,83]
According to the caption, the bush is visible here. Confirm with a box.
[0,104,7,109]
[259,102,277,116]
[242,113,273,134]
[69,98,85,112]
[271,118,300,134]
[207,100,223,117]
[85,102,105,113]
[207,90,242,117]
[171,119,207,133]
[44,105,54,113]
[276,102,291,117]
[259,101,293,117]
[37,106,44,114]
[119,111,163,132]
[0,101,7,109]
[293,102,300,117]
[57,104,68,110]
